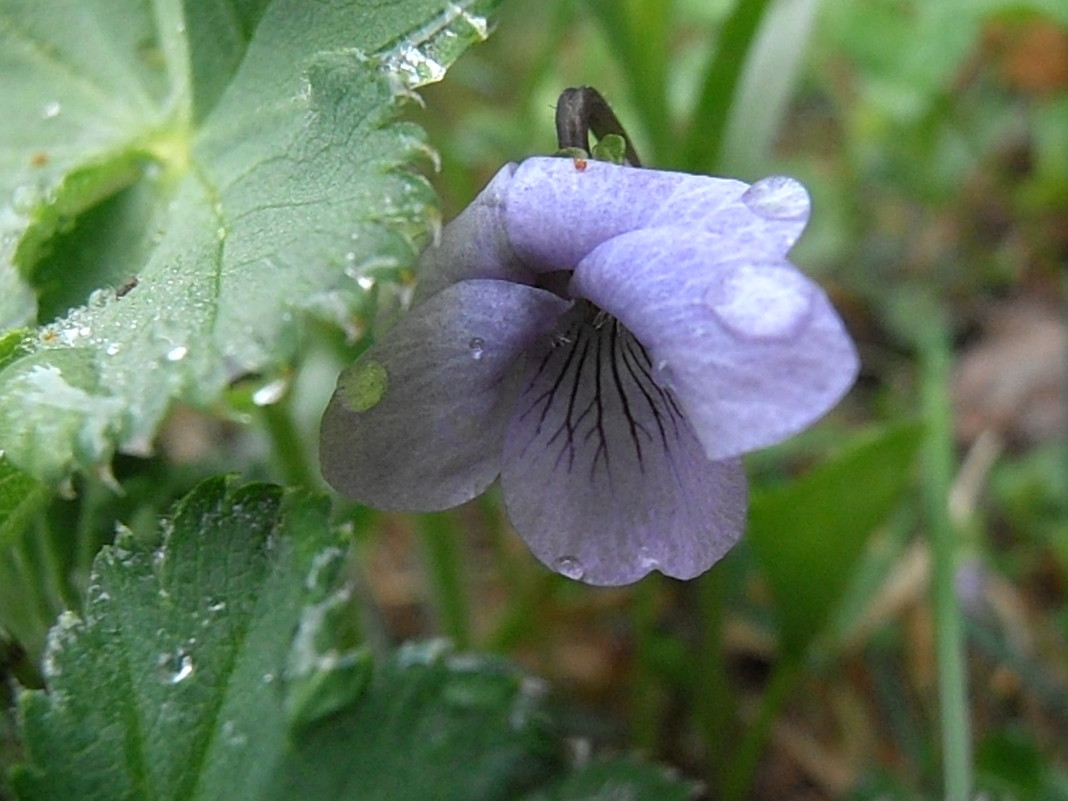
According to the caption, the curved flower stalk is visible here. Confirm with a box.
[320,156,859,586]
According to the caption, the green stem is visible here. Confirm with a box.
[722,655,801,801]
[630,576,662,752]
[417,514,471,650]
[696,567,736,795]
[920,317,973,801]
[1061,264,1068,504]
[75,478,111,584]
[260,398,317,490]
[339,504,394,657]
[41,507,79,612]
[486,573,553,653]
[12,520,62,647]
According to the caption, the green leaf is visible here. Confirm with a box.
[519,756,698,801]
[720,0,820,176]
[747,422,923,657]
[11,478,562,801]
[681,0,773,172]
[590,134,628,165]
[0,0,497,482]
[976,729,1045,799]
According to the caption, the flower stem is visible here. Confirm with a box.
[260,399,318,490]
[919,316,973,801]
[1061,264,1068,508]
[417,513,472,650]
[555,87,642,165]
[696,568,736,794]
[721,655,801,801]
[631,576,662,751]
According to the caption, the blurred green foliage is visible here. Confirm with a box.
[1,0,1066,799]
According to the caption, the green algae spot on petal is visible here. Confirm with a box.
[338,360,388,412]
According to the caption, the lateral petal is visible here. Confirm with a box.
[414,163,540,303]
[320,279,570,511]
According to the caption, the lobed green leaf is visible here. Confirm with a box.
[11,477,563,801]
[0,0,497,482]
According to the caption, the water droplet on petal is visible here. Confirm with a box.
[706,265,814,341]
[741,176,809,220]
[638,547,660,570]
[338,359,388,412]
[555,556,585,580]
[468,337,485,360]
[652,359,675,390]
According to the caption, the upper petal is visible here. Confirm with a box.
[413,163,539,303]
[569,228,859,460]
[503,158,684,271]
[647,174,810,257]
[500,306,747,586]
[320,279,571,511]
[501,158,806,272]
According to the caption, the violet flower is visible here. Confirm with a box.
[320,157,858,586]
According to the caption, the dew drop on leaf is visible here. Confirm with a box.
[159,651,195,684]
[221,719,248,747]
[252,377,288,406]
[442,666,516,710]
[11,185,37,214]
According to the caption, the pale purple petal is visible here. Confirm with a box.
[502,159,806,272]
[414,163,538,303]
[570,228,859,460]
[646,174,810,255]
[500,304,747,586]
[503,158,683,271]
[320,280,570,511]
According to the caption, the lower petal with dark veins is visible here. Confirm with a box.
[501,304,747,585]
